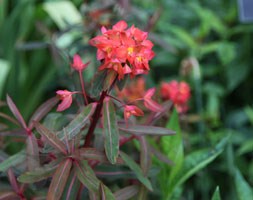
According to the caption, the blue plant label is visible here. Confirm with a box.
[238,0,253,22]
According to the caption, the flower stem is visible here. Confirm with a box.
[78,70,88,105]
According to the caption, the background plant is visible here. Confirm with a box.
[1,0,253,200]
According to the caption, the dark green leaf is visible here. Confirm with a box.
[116,74,129,91]
[47,159,72,200]
[118,123,175,136]
[90,70,107,98]
[103,98,119,164]
[120,151,153,191]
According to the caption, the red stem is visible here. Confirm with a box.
[83,90,107,147]
[79,70,88,105]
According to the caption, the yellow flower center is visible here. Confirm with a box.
[127,47,134,55]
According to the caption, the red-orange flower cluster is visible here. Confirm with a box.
[89,20,155,79]
[161,81,191,113]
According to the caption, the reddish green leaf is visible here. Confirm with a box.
[18,159,59,183]
[0,191,19,200]
[120,151,153,191]
[61,170,81,200]
[0,112,19,126]
[114,185,139,200]
[47,159,72,200]
[139,137,151,176]
[0,150,26,172]
[74,160,100,194]
[137,185,148,200]
[100,183,115,200]
[28,97,59,129]
[0,129,26,137]
[34,122,67,155]
[103,98,119,164]
[26,134,40,171]
[57,103,96,140]
[76,148,124,164]
[118,123,175,136]
[6,95,27,128]
[149,146,173,165]
[7,169,19,193]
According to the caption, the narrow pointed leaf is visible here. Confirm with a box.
[6,95,27,128]
[74,160,100,193]
[150,146,173,165]
[0,150,25,172]
[0,129,27,137]
[120,151,153,191]
[167,135,230,198]
[211,186,221,200]
[139,136,151,176]
[34,122,67,154]
[18,160,60,183]
[57,103,96,140]
[235,168,253,200]
[0,112,19,126]
[76,148,124,164]
[26,134,40,171]
[47,159,72,200]
[100,183,115,200]
[118,123,175,136]
[7,169,19,193]
[114,185,139,200]
[137,185,148,200]
[0,191,19,200]
[28,97,59,129]
[160,108,183,194]
[103,98,119,164]
[61,171,81,200]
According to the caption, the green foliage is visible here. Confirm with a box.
[0,0,253,199]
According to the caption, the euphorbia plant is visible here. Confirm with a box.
[0,21,180,200]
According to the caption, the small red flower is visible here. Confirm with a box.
[71,54,90,71]
[160,80,191,113]
[56,90,76,112]
[124,105,144,124]
[89,20,155,79]
[143,88,163,112]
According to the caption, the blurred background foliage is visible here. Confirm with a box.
[0,0,253,199]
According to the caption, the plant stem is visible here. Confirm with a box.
[78,70,88,105]
[83,90,107,147]
[83,75,118,147]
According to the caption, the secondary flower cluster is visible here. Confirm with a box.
[161,80,191,113]
[89,20,155,79]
